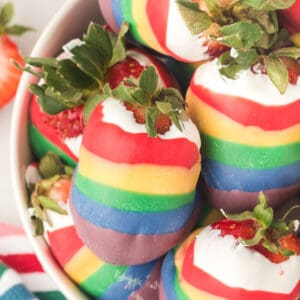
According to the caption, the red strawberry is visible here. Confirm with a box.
[105,56,144,88]
[212,218,257,241]
[0,2,31,109]
[278,0,300,33]
[25,23,177,165]
[47,178,71,204]
[204,40,229,58]
[124,102,172,135]
[41,105,84,140]
[0,35,23,109]
[212,193,300,264]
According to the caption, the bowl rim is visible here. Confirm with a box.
[10,0,102,299]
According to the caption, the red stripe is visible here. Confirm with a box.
[29,97,78,162]
[181,240,300,300]
[47,226,83,267]
[0,254,43,273]
[146,0,169,53]
[82,104,199,168]
[190,79,300,130]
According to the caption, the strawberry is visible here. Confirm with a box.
[41,104,84,140]
[23,23,177,165]
[105,56,144,89]
[215,193,300,264]
[185,1,300,212]
[0,36,22,109]
[26,152,73,235]
[47,178,71,204]
[70,65,201,265]
[160,193,300,300]
[0,2,31,109]
[278,0,300,34]
[124,102,172,134]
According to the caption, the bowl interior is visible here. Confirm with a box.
[10,0,102,298]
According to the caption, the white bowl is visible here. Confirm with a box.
[10,0,102,298]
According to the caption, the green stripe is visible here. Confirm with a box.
[201,132,300,169]
[34,291,66,300]
[80,264,127,298]
[28,123,76,167]
[121,0,146,45]
[0,263,7,277]
[75,172,195,212]
[174,265,189,300]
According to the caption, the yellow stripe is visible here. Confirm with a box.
[131,0,167,55]
[175,228,225,300]
[180,278,227,300]
[64,246,104,283]
[78,146,201,195]
[187,89,300,146]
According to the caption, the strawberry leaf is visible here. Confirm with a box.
[83,93,104,124]
[29,84,69,114]
[240,227,265,246]
[156,101,173,114]
[218,49,258,79]
[38,151,64,179]
[83,22,112,61]
[264,56,289,94]
[70,43,108,84]
[253,193,274,228]
[271,47,300,59]
[279,248,295,256]
[0,2,32,36]
[218,21,263,49]
[58,59,96,89]
[104,66,185,136]
[221,209,254,221]
[176,0,212,35]
[139,65,158,96]
[109,22,128,67]
[25,57,59,68]
[35,218,44,236]
[146,107,159,137]
[38,196,67,215]
[5,24,32,35]
[0,2,13,26]
[204,0,220,14]
[242,0,295,10]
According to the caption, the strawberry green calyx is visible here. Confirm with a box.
[221,192,300,258]
[0,2,32,36]
[29,152,73,235]
[177,0,300,93]
[15,22,129,115]
[103,66,186,137]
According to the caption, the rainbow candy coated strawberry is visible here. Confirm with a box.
[98,0,228,62]
[182,1,300,212]
[70,66,202,265]
[25,154,163,300]
[160,193,300,300]
[24,23,176,166]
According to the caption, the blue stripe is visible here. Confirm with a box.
[161,250,179,300]
[202,159,300,192]
[99,260,156,300]
[0,284,35,300]
[71,184,197,234]
[112,0,123,27]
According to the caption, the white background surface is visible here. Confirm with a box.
[0,0,68,225]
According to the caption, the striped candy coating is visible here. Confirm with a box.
[160,228,300,300]
[186,60,300,212]
[70,99,201,264]
[98,0,209,62]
